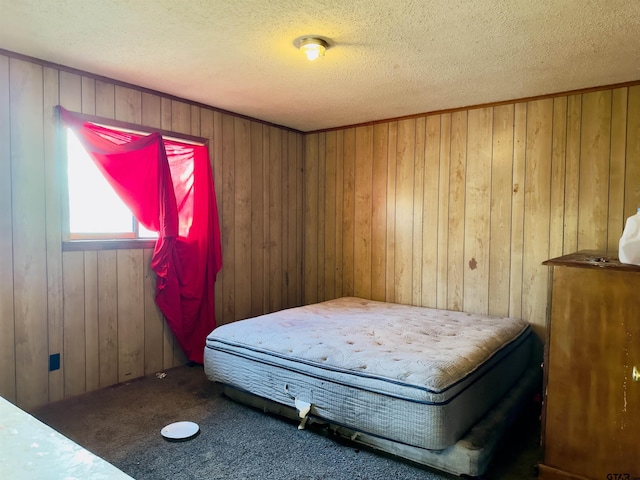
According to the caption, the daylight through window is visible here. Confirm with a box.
[66,127,158,240]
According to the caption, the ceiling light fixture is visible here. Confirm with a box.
[295,36,329,61]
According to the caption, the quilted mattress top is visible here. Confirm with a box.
[206,297,530,401]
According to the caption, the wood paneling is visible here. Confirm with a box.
[563,95,581,254]
[549,97,567,260]
[11,59,49,409]
[0,53,304,409]
[84,251,99,392]
[324,132,337,300]
[303,86,640,338]
[448,111,467,312]
[335,130,345,298]
[626,86,640,221]
[62,251,86,396]
[436,114,451,309]
[394,119,415,305]
[522,99,553,336]
[303,133,319,305]
[371,124,388,302]
[234,117,251,320]
[268,126,284,312]
[97,250,118,388]
[464,107,492,314]
[221,114,236,322]
[608,88,627,252]
[44,67,64,402]
[578,91,611,250]
[289,132,304,307]
[412,118,425,307]
[315,133,325,304]
[0,55,15,403]
[116,250,144,382]
[342,128,356,298]
[143,248,163,374]
[489,105,514,317]
[422,116,440,308]
[1,49,636,410]
[385,123,397,303]
[509,103,527,320]
[354,126,373,299]
[250,122,264,317]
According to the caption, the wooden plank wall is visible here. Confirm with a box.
[304,85,640,339]
[0,53,304,409]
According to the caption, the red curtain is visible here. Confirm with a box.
[59,107,222,364]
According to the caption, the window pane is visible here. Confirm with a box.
[138,222,158,239]
[67,129,134,234]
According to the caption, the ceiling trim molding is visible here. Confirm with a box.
[307,79,640,135]
[0,48,304,135]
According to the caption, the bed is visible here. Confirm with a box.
[204,297,539,477]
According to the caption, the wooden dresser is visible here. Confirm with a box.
[539,252,639,480]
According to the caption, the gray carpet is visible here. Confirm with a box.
[30,365,541,479]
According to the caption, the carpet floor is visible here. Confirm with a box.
[30,364,542,480]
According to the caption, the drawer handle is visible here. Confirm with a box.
[633,366,640,383]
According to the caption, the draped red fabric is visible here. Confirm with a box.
[59,107,222,363]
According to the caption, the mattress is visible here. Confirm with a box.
[204,297,532,450]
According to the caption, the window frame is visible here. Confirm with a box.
[59,109,209,252]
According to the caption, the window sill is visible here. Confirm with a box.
[62,239,156,251]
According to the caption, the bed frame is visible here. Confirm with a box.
[223,366,539,477]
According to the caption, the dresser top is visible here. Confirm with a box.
[543,250,640,272]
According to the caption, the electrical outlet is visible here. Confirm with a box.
[49,353,60,371]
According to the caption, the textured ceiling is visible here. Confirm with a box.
[0,0,638,132]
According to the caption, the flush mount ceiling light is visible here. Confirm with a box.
[295,36,330,61]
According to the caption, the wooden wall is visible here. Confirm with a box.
[303,86,640,339]
[0,53,304,409]
[2,49,638,412]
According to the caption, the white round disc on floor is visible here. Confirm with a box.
[161,421,200,441]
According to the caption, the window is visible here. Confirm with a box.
[59,105,223,362]
[66,128,158,240]
[61,111,208,250]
